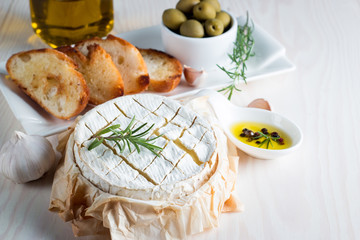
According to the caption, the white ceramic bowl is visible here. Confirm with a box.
[195,89,303,159]
[223,108,303,159]
[160,12,238,71]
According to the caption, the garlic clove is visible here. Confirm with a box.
[0,131,56,184]
[247,98,272,111]
[183,65,207,87]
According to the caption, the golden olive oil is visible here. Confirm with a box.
[30,0,114,47]
[231,122,292,150]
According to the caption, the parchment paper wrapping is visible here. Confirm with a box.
[49,96,243,239]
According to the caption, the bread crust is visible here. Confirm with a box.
[5,36,183,120]
[6,48,89,120]
[138,48,182,92]
[76,35,150,95]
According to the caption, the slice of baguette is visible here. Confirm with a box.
[6,48,89,120]
[76,35,149,95]
[58,44,124,105]
[138,48,183,92]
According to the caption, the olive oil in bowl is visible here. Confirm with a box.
[30,0,114,47]
[231,122,292,150]
[196,89,303,159]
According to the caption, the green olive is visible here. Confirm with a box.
[180,19,204,38]
[201,0,221,12]
[162,8,187,31]
[205,18,224,36]
[176,0,200,14]
[216,11,231,29]
[193,2,216,21]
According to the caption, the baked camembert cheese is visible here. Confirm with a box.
[49,94,240,240]
[74,94,217,201]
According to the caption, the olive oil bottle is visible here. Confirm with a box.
[30,0,113,47]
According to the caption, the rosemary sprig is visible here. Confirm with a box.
[217,12,255,100]
[88,116,163,156]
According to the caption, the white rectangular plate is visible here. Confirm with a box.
[0,16,295,136]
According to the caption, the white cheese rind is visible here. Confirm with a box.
[73,94,217,201]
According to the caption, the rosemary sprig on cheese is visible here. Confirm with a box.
[88,116,163,156]
[217,12,255,100]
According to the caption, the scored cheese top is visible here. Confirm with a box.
[73,94,217,201]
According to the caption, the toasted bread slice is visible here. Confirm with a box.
[76,35,149,95]
[138,48,183,92]
[6,48,89,120]
[58,44,124,105]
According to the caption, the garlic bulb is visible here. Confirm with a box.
[0,131,56,184]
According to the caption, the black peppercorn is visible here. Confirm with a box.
[261,128,268,134]
[271,132,279,138]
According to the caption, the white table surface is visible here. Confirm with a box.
[0,0,359,239]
